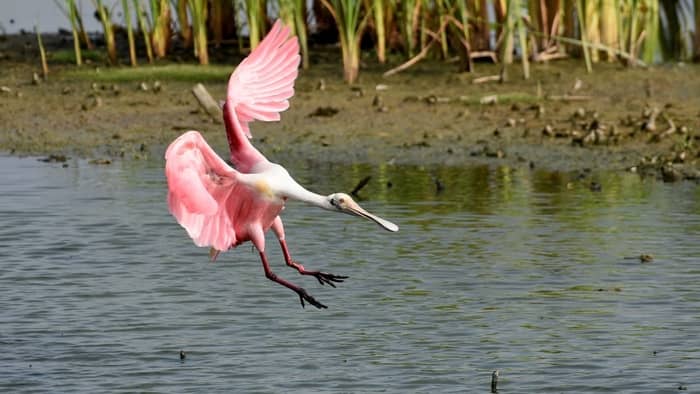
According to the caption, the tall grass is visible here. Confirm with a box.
[94,0,117,65]
[398,0,421,57]
[320,0,371,83]
[66,0,83,66]
[151,0,172,58]
[35,25,49,78]
[47,0,700,83]
[372,0,389,63]
[189,0,209,64]
[122,0,138,66]
[246,0,268,50]
[280,0,310,68]
[695,0,700,60]
[133,0,154,63]
[177,0,193,49]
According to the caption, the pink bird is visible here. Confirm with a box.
[165,20,398,309]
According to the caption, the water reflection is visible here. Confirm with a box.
[1,154,698,393]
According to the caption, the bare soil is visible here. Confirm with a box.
[1,33,699,181]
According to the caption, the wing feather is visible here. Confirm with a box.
[165,131,240,251]
[226,19,300,139]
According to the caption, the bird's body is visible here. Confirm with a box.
[165,20,397,309]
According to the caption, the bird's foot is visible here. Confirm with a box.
[291,261,348,287]
[309,271,348,287]
[297,288,327,309]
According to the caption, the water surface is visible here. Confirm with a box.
[1,155,698,393]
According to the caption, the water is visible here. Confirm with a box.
[1,154,698,393]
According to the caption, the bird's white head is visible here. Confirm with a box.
[327,193,399,232]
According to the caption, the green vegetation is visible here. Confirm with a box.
[62,64,233,82]
[49,1,700,83]
[35,25,49,79]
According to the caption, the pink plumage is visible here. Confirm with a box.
[226,20,300,139]
[165,20,397,309]
[166,20,298,252]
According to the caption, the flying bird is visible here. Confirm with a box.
[165,20,398,309]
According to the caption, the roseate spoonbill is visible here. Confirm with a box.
[165,20,398,309]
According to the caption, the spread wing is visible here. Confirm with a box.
[165,131,240,251]
[226,19,300,138]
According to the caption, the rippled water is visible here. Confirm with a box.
[1,154,698,393]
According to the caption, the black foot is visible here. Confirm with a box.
[309,271,348,287]
[297,288,327,309]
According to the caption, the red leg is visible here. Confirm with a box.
[279,239,348,287]
[259,251,327,309]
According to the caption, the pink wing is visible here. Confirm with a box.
[226,19,300,139]
[165,131,240,251]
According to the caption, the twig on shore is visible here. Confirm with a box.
[546,94,592,102]
[191,83,222,123]
[470,51,498,63]
[472,75,502,84]
[383,18,450,77]
[383,40,437,77]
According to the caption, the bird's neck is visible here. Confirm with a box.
[222,103,266,172]
[284,184,333,211]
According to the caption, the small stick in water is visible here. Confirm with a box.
[350,176,372,197]
[491,370,499,393]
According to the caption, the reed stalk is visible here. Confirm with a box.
[189,0,209,64]
[280,0,310,68]
[473,0,490,50]
[177,0,193,48]
[514,0,530,79]
[210,0,224,47]
[56,0,95,49]
[599,0,617,61]
[420,2,430,53]
[500,0,515,64]
[627,0,641,60]
[294,0,309,69]
[451,0,473,70]
[151,0,172,58]
[67,0,83,66]
[435,0,449,59]
[584,0,601,62]
[320,0,371,83]
[122,0,138,66]
[35,25,49,79]
[695,0,700,61]
[233,0,245,53]
[641,0,660,63]
[562,0,575,52]
[398,0,421,57]
[246,0,266,50]
[575,0,593,71]
[500,0,531,78]
[528,0,543,48]
[94,0,117,65]
[372,0,388,63]
[133,0,154,63]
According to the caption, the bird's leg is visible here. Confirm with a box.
[279,239,348,287]
[249,224,326,309]
[271,217,347,287]
[258,251,327,309]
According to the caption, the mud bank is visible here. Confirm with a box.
[1,39,698,181]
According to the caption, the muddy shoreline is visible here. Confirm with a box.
[1,35,698,181]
